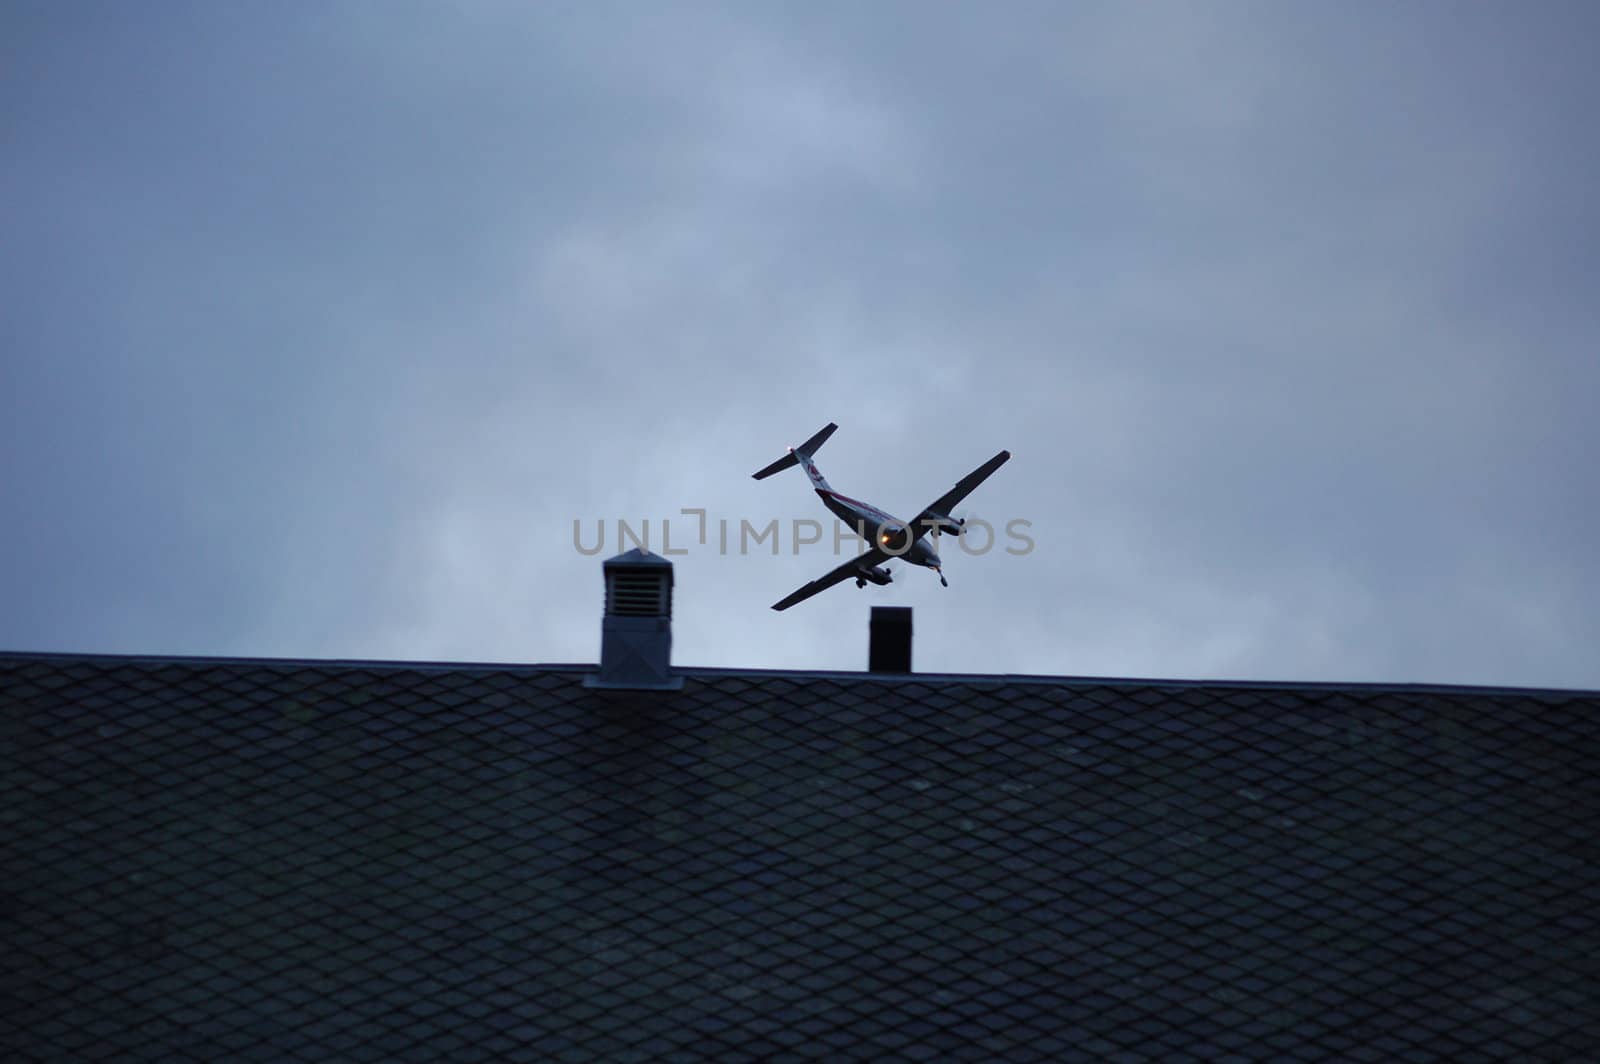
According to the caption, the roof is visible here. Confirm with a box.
[604,547,675,569]
[3,650,1597,1060]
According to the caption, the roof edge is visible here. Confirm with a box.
[2,649,1596,697]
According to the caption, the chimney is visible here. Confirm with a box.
[869,606,912,673]
[586,548,683,690]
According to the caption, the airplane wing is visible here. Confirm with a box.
[771,546,890,611]
[909,449,1012,543]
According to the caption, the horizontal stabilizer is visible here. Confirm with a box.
[752,452,799,481]
[752,422,837,480]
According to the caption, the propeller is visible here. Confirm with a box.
[930,513,968,541]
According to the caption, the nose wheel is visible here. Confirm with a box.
[935,567,948,588]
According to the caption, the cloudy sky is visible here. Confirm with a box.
[4,2,1596,687]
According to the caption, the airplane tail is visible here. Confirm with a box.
[751,422,837,480]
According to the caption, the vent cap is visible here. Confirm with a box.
[588,548,681,690]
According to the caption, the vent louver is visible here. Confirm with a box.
[607,569,671,618]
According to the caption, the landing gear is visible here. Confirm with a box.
[935,567,948,588]
[855,577,866,588]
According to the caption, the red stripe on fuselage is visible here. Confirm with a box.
[820,489,898,525]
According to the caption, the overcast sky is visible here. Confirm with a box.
[4,2,1597,687]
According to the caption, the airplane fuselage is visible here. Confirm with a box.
[800,455,943,572]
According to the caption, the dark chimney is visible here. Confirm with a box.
[586,548,683,690]
[869,606,912,673]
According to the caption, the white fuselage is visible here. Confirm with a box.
[795,452,942,571]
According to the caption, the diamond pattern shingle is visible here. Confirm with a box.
[3,653,1598,1060]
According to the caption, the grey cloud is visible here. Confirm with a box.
[2,3,1595,687]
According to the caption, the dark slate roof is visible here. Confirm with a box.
[3,651,1598,1062]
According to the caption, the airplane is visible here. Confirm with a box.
[753,422,1011,611]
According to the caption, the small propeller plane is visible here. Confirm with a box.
[753,422,1011,611]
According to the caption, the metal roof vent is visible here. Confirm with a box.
[869,606,912,673]
[586,548,683,690]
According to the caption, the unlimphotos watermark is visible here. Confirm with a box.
[573,509,1034,558]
